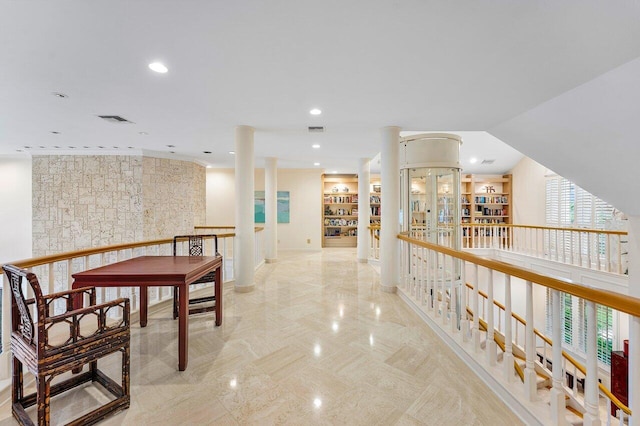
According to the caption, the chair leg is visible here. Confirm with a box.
[12,356,22,403]
[90,360,98,381]
[123,345,130,398]
[36,376,51,426]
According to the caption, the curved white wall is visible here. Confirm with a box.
[0,156,32,264]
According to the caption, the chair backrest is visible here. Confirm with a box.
[173,234,219,257]
[2,264,44,346]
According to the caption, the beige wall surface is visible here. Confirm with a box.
[206,168,323,250]
[510,156,547,226]
[32,155,205,256]
[205,168,236,226]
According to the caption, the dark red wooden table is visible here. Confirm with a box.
[72,255,223,371]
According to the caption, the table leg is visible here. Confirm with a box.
[178,283,189,371]
[215,265,222,326]
[140,286,148,327]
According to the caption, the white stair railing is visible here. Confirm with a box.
[398,233,637,424]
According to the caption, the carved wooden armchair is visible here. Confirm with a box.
[172,234,219,319]
[2,264,130,426]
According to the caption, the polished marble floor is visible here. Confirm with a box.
[0,249,523,425]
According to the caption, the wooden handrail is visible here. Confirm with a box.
[465,282,632,415]
[372,223,626,236]
[5,238,173,269]
[462,223,627,236]
[195,225,265,232]
[399,233,640,317]
[3,227,265,270]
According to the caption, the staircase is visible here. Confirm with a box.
[473,312,624,425]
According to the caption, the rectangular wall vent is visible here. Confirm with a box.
[308,126,325,133]
[481,159,495,164]
[98,115,133,123]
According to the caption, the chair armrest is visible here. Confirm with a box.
[42,286,96,301]
[45,297,130,325]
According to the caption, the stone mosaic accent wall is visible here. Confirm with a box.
[32,155,205,256]
[32,155,143,256]
[142,157,206,240]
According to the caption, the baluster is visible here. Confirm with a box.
[616,235,622,275]
[550,289,566,424]
[48,261,55,296]
[461,260,470,342]
[524,280,537,401]
[473,264,480,352]
[417,246,424,302]
[504,275,514,382]
[586,232,600,268]
[596,233,601,271]
[440,253,447,324]
[449,255,456,333]
[584,301,601,425]
[486,269,496,365]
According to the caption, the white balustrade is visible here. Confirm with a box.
[398,233,636,424]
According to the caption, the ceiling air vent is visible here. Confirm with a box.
[98,115,134,124]
[481,159,495,165]
[308,126,325,133]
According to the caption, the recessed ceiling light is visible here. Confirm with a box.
[332,170,337,174]
[166,144,175,148]
[312,144,320,149]
[310,108,322,115]
[52,92,68,98]
[203,151,212,154]
[139,131,148,135]
[50,131,60,134]
[469,157,478,164]
[229,151,235,155]
[206,165,213,169]
[313,162,320,166]
[149,62,168,73]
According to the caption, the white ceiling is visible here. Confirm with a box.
[1,1,639,177]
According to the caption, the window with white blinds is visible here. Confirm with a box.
[545,292,613,365]
[545,175,615,229]
[545,176,617,365]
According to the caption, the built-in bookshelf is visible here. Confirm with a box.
[370,177,381,225]
[322,175,358,247]
[461,174,512,247]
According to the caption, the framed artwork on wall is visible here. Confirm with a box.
[255,191,290,223]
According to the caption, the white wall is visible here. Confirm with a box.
[510,156,547,226]
[0,156,32,264]
[206,167,323,250]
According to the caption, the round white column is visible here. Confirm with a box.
[357,158,371,263]
[234,125,255,293]
[380,126,400,293]
[265,157,278,263]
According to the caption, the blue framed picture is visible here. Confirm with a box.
[255,191,290,223]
